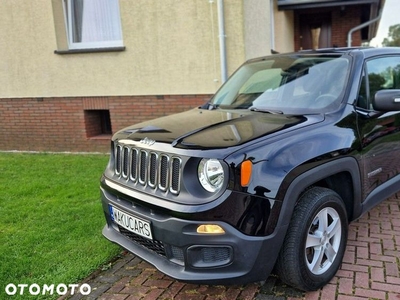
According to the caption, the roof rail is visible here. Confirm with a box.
[299,47,373,53]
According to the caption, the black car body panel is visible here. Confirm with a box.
[114,109,321,150]
[101,47,400,285]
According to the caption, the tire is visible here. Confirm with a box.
[275,186,348,291]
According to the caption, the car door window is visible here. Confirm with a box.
[357,56,400,110]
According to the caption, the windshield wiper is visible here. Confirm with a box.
[249,107,283,114]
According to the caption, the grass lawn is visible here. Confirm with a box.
[0,152,121,300]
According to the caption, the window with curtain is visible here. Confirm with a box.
[63,0,123,50]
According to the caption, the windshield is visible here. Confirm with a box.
[210,54,350,114]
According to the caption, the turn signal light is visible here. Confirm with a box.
[241,160,252,187]
[197,224,225,234]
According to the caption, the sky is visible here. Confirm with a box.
[369,0,399,46]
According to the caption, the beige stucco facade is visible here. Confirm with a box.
[273,2,295,53]
[0,0,294,99]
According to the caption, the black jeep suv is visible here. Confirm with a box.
[101,47,400,291]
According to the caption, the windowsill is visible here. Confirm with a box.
[54,47,125,55]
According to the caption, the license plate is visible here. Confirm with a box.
[109,205,153,240]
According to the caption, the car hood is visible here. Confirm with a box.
[113,108,324,149]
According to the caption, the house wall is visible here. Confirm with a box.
[0,95,209,153]
[0,0,248,99]
[243,0,273,60]
[293,6,363,51]
[0,0,275,153]
[331,7,363,47]
[273,2,295,53]
[0,1,370,154]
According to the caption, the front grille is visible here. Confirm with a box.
[139,150,147,184]
[130,149,138,180]
[149,153,157,187]
[114,144,182,195]
[159,155,169,191]
[118,226,166,257]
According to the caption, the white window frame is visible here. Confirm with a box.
[62,0,123,50]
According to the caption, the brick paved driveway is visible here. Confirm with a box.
[64,195,400,300]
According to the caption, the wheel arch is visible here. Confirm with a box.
[278,157,362,229]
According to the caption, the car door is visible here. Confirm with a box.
[356,54,400,199]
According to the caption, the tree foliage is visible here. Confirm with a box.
[382,24,400,47]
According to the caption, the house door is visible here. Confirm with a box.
[299,13,331,50]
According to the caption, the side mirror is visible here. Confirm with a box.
[373,90,400,111]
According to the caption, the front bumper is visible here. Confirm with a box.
[101,186,288,285]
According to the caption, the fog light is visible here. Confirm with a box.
[197,224,225,234]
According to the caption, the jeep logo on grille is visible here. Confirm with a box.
[140,137,156,146]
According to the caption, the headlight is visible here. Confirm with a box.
[198,159,225,193]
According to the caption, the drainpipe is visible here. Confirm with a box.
[347,10,382,47]
[217,0,228,83]
[270,0,275,50]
